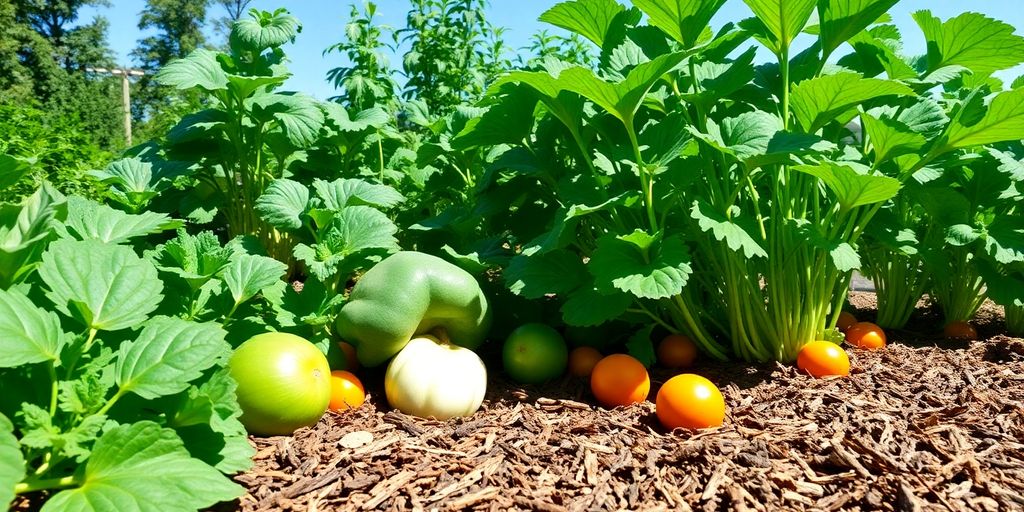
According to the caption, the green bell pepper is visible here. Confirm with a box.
[336,251,492,367]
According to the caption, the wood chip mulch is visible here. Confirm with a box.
[228,292,1024,511]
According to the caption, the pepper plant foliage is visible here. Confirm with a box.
[463,0,1024,362]
[0,176,297,510]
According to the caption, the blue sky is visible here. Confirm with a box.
[81,1,1024,100]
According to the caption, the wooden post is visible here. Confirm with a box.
[85,67,146,147]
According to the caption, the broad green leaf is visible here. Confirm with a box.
[690,201,767,258]
[0,183,67,288]
[39,239,163,332]
[225,73,285,99]
[940,88,1024,152]
[169,369,253,473]
[790,72,914,132]
[313,179,404,211]
[251,93,324,148]
[0,154,31,192]
[0,413,23,510]
[116,317,229,399]
[42,422,242,512]
[561,285,633,326]
[453,86,539,150]
[295,207,399,282]
[505,249,587,299]
[693,110,781,162]
[18,404,104,462]
[539,0,625,47]
[913,10,1024,75]
[230,8,301,53]
[0,288,66,367]
[59,197,179,244]
[682,47,756,105]
[164,110,226,145]
[589,233,692,299]
[495,67,587,139]
[625,325,657,368]
[793,161,901,211]
[790,219,861,271]
[634,0,728,47]
[558,52,686,125]
[818,0,901,61]
[897,97,948,138]
[322,103,389,132]
[155,48,228,92]
[255,179,309,231]
[861,113,926,165]
[986,217,1024,265]
[741,0,815,50]
[154,230,232,290]
[222,254,286,306]
[977,260,1024,308]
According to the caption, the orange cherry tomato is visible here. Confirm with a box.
[656,334,697,368]
[656,374,726,430]
[568,346,603,377]
[338,341,360,372]
[328,370,365,411]
[943,321,977,340]
[590,354,650,408]
[797,341,850,378]
[845,322,886,349]
[836,311,858,332]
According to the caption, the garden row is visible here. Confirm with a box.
[3,0,1024,510]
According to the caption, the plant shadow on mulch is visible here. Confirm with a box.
[221,291,1024,512]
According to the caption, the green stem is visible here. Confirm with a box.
[95,388,127,417]
[47,361,58,417]
[15,475,80,495]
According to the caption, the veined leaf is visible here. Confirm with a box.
[557,52,686,126]
[230,8,301,53]
[940,88,1024,151]
[0,183,67,288]
[322,103,389,132]
[0,413,23,510]
[589,233,693,299]
[60,197,180,244]
[155,48,228,92]
[0,154,31,192]
[539,0,626,47]
[42,422,242,512]
[313,179,405,211]
[505,249,587,299]
[561,285,633,326]
[116,317,230,399]
[790,72,914,132]
[154,230,232,290]
[861,113,926,165]
[222,254,286,306]
[0,288,66,367]
[690,200,767,258]
[250,93,324,148]
[913,10,1024,75]
[741,0,816,50]
[633,0,728,47]
[818,0,901,62]
[495,67,587,139]
[793,161,901,211]
[453,86,539,150]
[39,239,163,332]
[169,369,254,473]
[255,179,310,231]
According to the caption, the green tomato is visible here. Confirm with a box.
[502,323,568,384]
[229,332,331,436]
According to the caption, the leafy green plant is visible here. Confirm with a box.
[325,2,399,112]
[458,0,1024,362]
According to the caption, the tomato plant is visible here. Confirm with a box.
[503,323,569,384]
[656,374,726,430]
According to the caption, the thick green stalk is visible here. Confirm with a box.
[1006,304,1024,336]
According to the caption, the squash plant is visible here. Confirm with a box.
[459,0,1024,362]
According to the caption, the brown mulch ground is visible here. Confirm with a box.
[227,292,1024,512]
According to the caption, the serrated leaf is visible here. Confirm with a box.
[222,254,286,306]
[790,72,914,132]
[313,179,404,211]
[42,422,242,512]
[861,113,926,165]
[590,234,692,299]
[155,48,228,92]
[116,317,229,400]
[453,86,539,150]
[170,369,253,473]
[0,413,23,510]
[322,103,389,132]
[230,8,300,52]
[561,285,633,327]
[940,88,1024,151]
[819,0,901,61]
[0,183,67,288]
[505,249,587,299]
[0,154,31,192]
[625,325,657,368]
[741,0,815,50]
[60,197,179,244]
[556,52,687,125]
[793,161,901,211]
[154,230,232,290]
[913,10,1024,75]
[690,201,767,258]
[251,93,324,148]
[539,0,625,47]
[0,288,66,367]
[634,0,727,47]
[255,179,309,231]
[985,217,1024,264]
[39,239,163,332]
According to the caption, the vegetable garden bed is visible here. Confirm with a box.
[226,293,1024,512]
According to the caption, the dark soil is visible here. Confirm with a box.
[228,292,1024,511]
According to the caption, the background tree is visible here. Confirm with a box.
[325,2,398,112]
[212,0,253,40]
